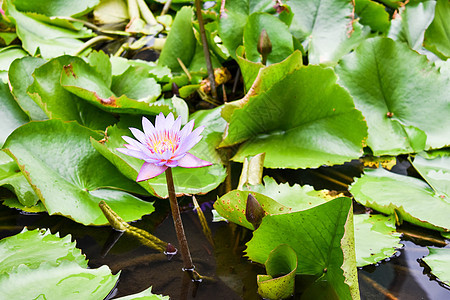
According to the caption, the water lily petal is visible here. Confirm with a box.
[176,130,203,154]
[177,153,212,168]
[179,120,195,140]
[142,117,155,136]
[116,148,148,161]
[171,115,182,132]
[130,128,147,145]
[137,162,168,181]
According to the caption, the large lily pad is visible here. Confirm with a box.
[246,197,359,299]
[243,12,294,65]
[60,57,167,115]
[2,119,154,225]
[387,0,436,50]
[91,123,227,198]
[27,55,117,130]
[424,0,450,59]
[413,151,450,195]
[3,0,94,58]
[13,0,99,17]
[336,37,450,155]
[354,214,402,267]
[0,228,119,300]
[8,56,47,120]
[288,0,368,64]
[221,65,367,169]
[157,7,196,72]
[350,168,450,232]
[0,82,29,147]
[422,248,450,286]
[355,0,390,33]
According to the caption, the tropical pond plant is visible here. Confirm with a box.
[0,0,449,299]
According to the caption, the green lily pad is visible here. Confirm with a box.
[257,244,298,300]
[424,0,450,59]
[60,57,170,115]
[0,45,27,73]
[222,65,367,169]
[355,0,390,33]
[13,0,99,17]
[246,197,359,299]
[354,214,402,267]
[422,248,450,286]
[2,119,154,225]
[114,286,170,300]
[0,228,87,273]
[3,0,94,58]
[157,7,196,72]
[91,123,227,198]
[387,0,436,50]
[288,0,368,64]
[243,12,294,65]
[336,37,450,155]
[350,168,450,232]
[8,56,47,120]
[110,56,172,82]
[0,82,29,147]
[0,229,119,300]
[27,55,116,131]
[413,151,450,196]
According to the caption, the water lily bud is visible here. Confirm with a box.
[245,193,265,230]
[257,29,272,65]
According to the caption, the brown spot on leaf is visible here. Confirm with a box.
[387,112,394,118]
[63,64,77,78]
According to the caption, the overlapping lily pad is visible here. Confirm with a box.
[354,214,402,267]
[424,0,450,59]
[222,65,367,169]
[246,197,359,299]
[2,119,154,225]
[350,168,450,232]
[336,37,450,155]
[422,248,450,286]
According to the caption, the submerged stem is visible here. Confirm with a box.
[165,168,195,273]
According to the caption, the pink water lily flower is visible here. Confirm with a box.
[117,113,212,182]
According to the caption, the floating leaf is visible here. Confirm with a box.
[424,0,450,58]
[0,82,29,147]
[0,228,120,299]
[355,0,390,33]
[2,119,154,225]
[422,248,450,287]
[13,0,100,17]
[222,65,367,169]
[336,37,450,155]
[27,55,116,130]
[413,151,450,196]
[60,57,169,115]
[0,228,86,273]
[350,168,450,232]
[387,0,436,50]
[246,197,359,299]
[243,13,294,65]
[354,214,402,267]
[288,0,368,64]
[158,7,196,72]
[92,124,227,198]
[3,0,94,58]
[257,244,297,300]
[8,56,47,120]
[0,45,27,78]
[114,286,170,300]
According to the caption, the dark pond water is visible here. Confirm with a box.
[1,161,449,299]
[1,200,449,299]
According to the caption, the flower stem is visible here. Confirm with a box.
[165,167,195,272]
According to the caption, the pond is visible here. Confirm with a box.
[1,161,449,299]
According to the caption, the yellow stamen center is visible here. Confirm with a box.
[148,130,179,154]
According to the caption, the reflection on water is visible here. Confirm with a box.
[0,202,449,299]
